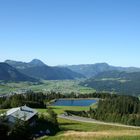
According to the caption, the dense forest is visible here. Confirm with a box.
[93,95,140,126]
[0,92,46,109]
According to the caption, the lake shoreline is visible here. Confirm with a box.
[55,98,99,100]
[52,98,98,106]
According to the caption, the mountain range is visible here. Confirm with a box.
[4,59,84,81]
[63,63,140,96]
[1,59,140,96]
[0,63,36,82]
[64,63,140,78]
[1,58,140,97]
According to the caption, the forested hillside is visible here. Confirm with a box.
[0,63,36,82]
[65,63,140,78]
[92,95,140,126]
[80,71,140,96]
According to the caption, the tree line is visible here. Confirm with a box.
[0,92,46,109]
[0,91,116,109]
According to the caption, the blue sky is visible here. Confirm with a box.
[0,0,140,67]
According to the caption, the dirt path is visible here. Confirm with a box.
[58,114,140,129]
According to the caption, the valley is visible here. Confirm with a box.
[0,59,140,140]
[1,59,140,97]
[0,80,96,95]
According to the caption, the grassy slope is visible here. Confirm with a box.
[38,106,140,140]
[39,118,140,140]
[40,135,140,140]
[37,106,89,115]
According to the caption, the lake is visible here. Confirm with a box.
[52,99,97,106]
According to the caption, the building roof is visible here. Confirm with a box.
[6,105,38,121]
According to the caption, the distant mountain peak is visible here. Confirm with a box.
[0,63,37,82]
[29,59,45,66]
[94,62,109,65]
[5,60,23,64]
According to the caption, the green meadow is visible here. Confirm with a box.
[38,106,140,140]
[37,106,89,115]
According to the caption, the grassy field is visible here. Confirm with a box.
[37,106,140,140]
[39,118,140,140]
[0,80,96,95]
[40,135,140,140]
[37,106,90,115]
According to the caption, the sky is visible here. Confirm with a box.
[0,0,140,67]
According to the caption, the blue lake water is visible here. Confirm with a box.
[52,99,97,106]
